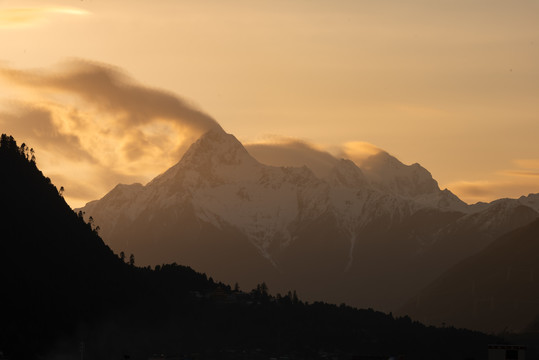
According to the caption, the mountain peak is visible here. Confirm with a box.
[179,129,258,168]
[360,151,440,197]
[148,129,261,189]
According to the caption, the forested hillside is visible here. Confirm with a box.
[0,134,502,360]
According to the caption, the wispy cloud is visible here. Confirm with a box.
[1,59,536,208]
[0,60,220,133]
[446,159,539,204]
[0,103,96,163]
[338,141,383,166]
[0,7,90,28]
[448,179,539,204]
[244,137,386,180]
[0,60,221,207]
[246,139,539,205]
[449,181,497,199]
[245,138,339,178]
[499,159,539,178]
[502,171,539,177]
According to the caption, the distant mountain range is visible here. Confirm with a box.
[400,217,539,333]
[1,133,503,360]
[79,128,539,317]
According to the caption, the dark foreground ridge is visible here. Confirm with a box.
[0,134,505,359]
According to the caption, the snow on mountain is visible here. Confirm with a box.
[84,130,330,260]
[447,194,539,236]
[473,199,539,232]
[78,129,539,311]
[79,129,539,267]
[82,183,144,236]
[82,129,469,266]
[358,151,468,213]
[360,151,439,197]
[517,193,539,212]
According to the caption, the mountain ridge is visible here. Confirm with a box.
[399,217,539,333]
[80,130,465,266]
[79,129,539,312]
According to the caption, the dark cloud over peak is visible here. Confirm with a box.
[0,59,222,134]
[0,59,225,207]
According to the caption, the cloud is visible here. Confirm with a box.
[45,173,107,206]
[245,137,388,180]
[253,140,539,205]
[446,159,539,204]
[0,7,90,28]
[0,103,96,163]
[449,181,497,198]
[448,180,539,204]
[0,60,222,207]
[0,60,221,133]
[1,59,536,209]
[503,171,539,177]
[245,138,339,178]
[48,166,148,207]
[513,159,539,169]
[336,141,384,169]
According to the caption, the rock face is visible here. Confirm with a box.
[80,129,539,311]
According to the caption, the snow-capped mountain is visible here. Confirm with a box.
[82,129,460,263]
[80,129,539,311]
[359,150,470,212]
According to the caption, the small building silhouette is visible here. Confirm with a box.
[488,344,526,360]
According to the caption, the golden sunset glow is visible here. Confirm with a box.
[1,0,538,207]
[0,6,90,28]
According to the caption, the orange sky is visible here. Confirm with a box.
[0,0,538,208]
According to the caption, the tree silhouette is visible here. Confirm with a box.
[260,282,268,296]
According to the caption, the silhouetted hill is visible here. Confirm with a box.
[0,134,505,359]
[400,218,539,333]
[0,134,214,359]
[0,134,121,357]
